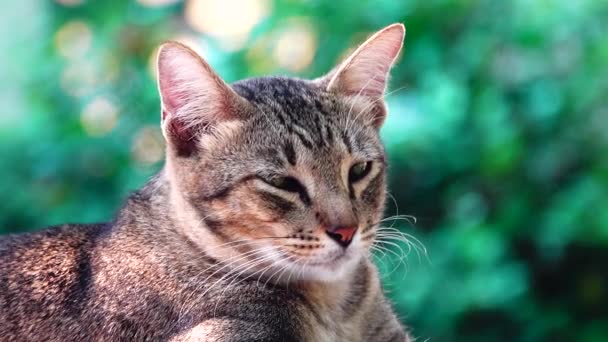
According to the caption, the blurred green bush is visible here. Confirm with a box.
[0,0,607,340]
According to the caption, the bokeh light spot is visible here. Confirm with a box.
[54,20,93,60]
[137,0,180,7]
[132,126,165,165]
[273,22,317,72]
[55,0,83,6]
[60,62,99,97]
[185,0,269,50]
[80,97,119,136]
[148,34,207,79]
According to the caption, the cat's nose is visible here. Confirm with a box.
[325,226,358,248]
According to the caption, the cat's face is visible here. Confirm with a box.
[157,24,405,282]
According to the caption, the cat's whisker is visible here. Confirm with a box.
[385,192,401,220]
[262,254,302,289]
[370,246,394,278]
[286,250,314,287]
[255,256,282,286]
[275,255,303,286]
[370,243,407,277]
[366,220,424,270]
[375,231,418,261]
[296,254,312,283]
[374,235,409,270]
[360,218,426,260]
[377,183,429,267]
[377,224,420,243]
[375,230,429,267]
[380,214,418,225]
[372,240,412,281]
[252,247,305,286]
[179,245,277,318]
[344,74,380,133]
[184,235,307,266]
[202,251,280,318]
[198,246,275,291]
[347,85,408,136]
[377,226,428,257]
[200,235,302,251]
[187,239,265,258]
[211,249,282,316]
[264,256,295,287]
[188,243,270,278]
[220,249,281,290]
[375,235,410,257]
[369,244,388,259]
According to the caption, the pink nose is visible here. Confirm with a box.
[325,226,357,248]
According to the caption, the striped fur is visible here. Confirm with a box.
[0,24,411,341]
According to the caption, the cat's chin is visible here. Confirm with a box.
[272,251,364,284]
[298,260,361,283]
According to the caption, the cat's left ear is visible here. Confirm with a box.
[319,23,405,128]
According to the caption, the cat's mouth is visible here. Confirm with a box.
[296,253,344,266]
[235,241,364,284]
[277,247,362,282]
[286,247,355,268]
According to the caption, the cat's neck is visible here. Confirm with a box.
[113,169,203,255]
[293,259,380,317]
[117,167,204,235]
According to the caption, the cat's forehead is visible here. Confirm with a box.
[225,77,383,173]
[232,76,322,105]
[231,76,334,127]
[233,77,337,142]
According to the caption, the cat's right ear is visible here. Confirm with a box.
[317,24,405,129]
[156,42,247,157]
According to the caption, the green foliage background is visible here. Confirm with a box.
[1,0,607,340]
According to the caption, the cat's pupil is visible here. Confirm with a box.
[349,162,371,183]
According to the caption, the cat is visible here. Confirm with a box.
[0,23,410,341]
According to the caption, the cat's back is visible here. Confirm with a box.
[0,223,106,340]
[0,223,104,283]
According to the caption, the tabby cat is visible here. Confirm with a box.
[0,23,410,341]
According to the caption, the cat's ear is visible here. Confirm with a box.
[156,41,248,157]
[320,23,405,128]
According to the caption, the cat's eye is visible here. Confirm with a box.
[349,161,372,183]
[263,176,304,193]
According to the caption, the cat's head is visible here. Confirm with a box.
[157,24,405,282]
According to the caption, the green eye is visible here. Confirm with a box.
[349,161,372,183]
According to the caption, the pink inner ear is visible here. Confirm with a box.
[157,46,214,118]
[164,109,202,157]
[328,24,405,99]
[156,42,240,156]
[158,72,188,118]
